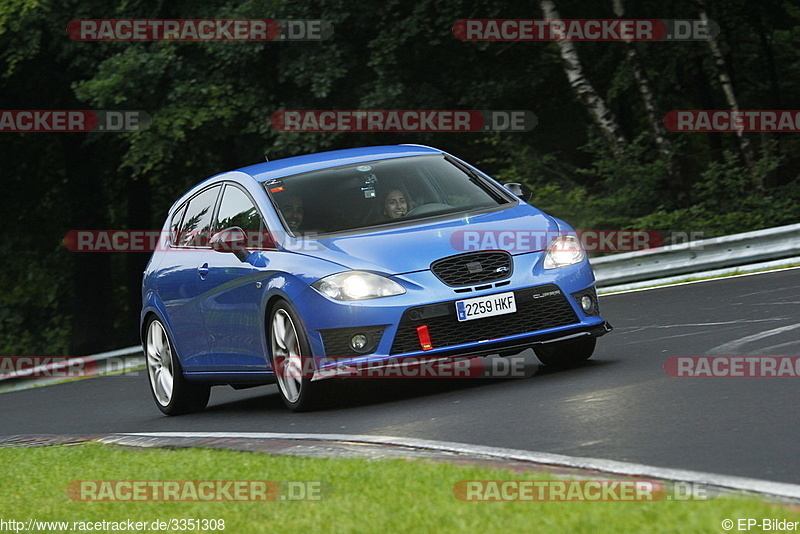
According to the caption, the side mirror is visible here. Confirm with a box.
[211,226,252,262]
[503,183,531,202]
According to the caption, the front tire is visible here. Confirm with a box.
[269,301,319,412]
[534,336,596,368]
[145,317,210,415]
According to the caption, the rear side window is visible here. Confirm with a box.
[174,185,221,247]
[169,203,188,245]
[215,185,264,233]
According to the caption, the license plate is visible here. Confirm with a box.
[455,291,517,322]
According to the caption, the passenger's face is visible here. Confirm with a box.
[384,189,408,219]
[282,196,304,231]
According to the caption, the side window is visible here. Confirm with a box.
[169,203,188,246]
[175,185,221,247]
[215,185,264,233]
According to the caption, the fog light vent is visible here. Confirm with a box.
[350,334,370,352]
[571,287,599,316]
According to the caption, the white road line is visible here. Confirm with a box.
[599,264,800,297]
[101,431,800,500]
[706,323,800,355]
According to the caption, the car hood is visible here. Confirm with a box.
[288,204,560,274]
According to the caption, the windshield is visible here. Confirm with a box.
[266,155,512,235]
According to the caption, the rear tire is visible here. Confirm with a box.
[269,301,319,412]
[534,336,596,368]
[145,317,210,415]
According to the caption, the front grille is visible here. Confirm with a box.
[390,284,579,354]
[319,326,387,358]
[431,251,512,287]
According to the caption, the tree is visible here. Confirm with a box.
[690,0,758,186]
[612,0,683,201]
[539,0,628,157]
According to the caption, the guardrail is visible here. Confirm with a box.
[591,222,800,287]
[0,346,143,393]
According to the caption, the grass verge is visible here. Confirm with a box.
[1,443,798,533]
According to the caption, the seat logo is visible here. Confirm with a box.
[465,261,483,273]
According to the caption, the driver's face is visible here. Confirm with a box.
[282,195,304,231]
[384,189,408,219]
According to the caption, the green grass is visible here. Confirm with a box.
[1,443,798,533]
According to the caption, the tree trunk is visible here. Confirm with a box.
[691,0,759,187]
[612,0,684,203]
[755,17,781,187]
[540,0,627,156]
[693,55,724,163]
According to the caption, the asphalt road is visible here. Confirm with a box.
[2,268,798,483]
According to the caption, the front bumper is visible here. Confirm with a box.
[301,278,610,378]
[311,320,612,380]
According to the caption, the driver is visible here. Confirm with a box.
[279,194,304,232]
[382,189,408,219]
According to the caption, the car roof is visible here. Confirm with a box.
[237,144,443,183]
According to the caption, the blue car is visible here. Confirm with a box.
[141,144,611,413]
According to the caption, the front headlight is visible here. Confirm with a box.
[312,271,406,301]
[543,235,585,269]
